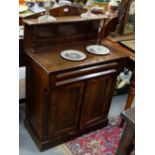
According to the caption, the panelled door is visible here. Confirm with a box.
[47,81,85,138]
[79,69,117,130]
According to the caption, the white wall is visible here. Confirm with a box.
[19,67,25,99]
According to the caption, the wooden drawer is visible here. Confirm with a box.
[55,62,118,86]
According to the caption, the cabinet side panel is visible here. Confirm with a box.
[26,65,46,140]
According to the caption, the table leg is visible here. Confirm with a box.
[125,72,135,110]
[116,122,135,155]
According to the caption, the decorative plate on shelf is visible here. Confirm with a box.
[61,50,86,61]
[19,5,28,13]
[86,45,110,55]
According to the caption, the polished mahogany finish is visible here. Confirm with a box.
[20,6,109,66]
[25,40,128,150]
[23,6,129,150]
[23,15,107,53]
[19,6,85,66]
[79,71,117,130]
[19,6,108,104]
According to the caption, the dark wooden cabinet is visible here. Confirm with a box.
[25,48,127,150]
[23,7,128,150]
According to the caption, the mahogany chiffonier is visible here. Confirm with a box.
[23,6,128,150]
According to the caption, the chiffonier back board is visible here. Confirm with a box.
[23,5,108,52]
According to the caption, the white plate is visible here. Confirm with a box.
[19,5,28,13]
[86,45,110,55]
[61,50,86,61]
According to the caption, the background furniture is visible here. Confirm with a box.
[102,37,135,109]
[116,107,135,155]
[101,0,135,109]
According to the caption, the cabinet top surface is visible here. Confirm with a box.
[25,40,128,74]
[23,15,108,26]
[105,35,135,61]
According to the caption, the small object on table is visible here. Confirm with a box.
[38,0,56,23]
[91,6,104,14]
[29,2,46,13]
[105,0,118,17]
[58,0,72,6]
[25,0,35,7]
[80,9,97,19]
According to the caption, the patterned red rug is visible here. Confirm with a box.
[65,116,123,155]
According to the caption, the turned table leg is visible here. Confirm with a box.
[125,71,135,110]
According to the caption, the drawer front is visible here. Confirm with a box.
[54,62,118,86]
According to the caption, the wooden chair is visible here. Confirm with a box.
[116,107,135,155]
[100,16,118,39]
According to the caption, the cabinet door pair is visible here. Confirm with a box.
[47,70,117,138]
